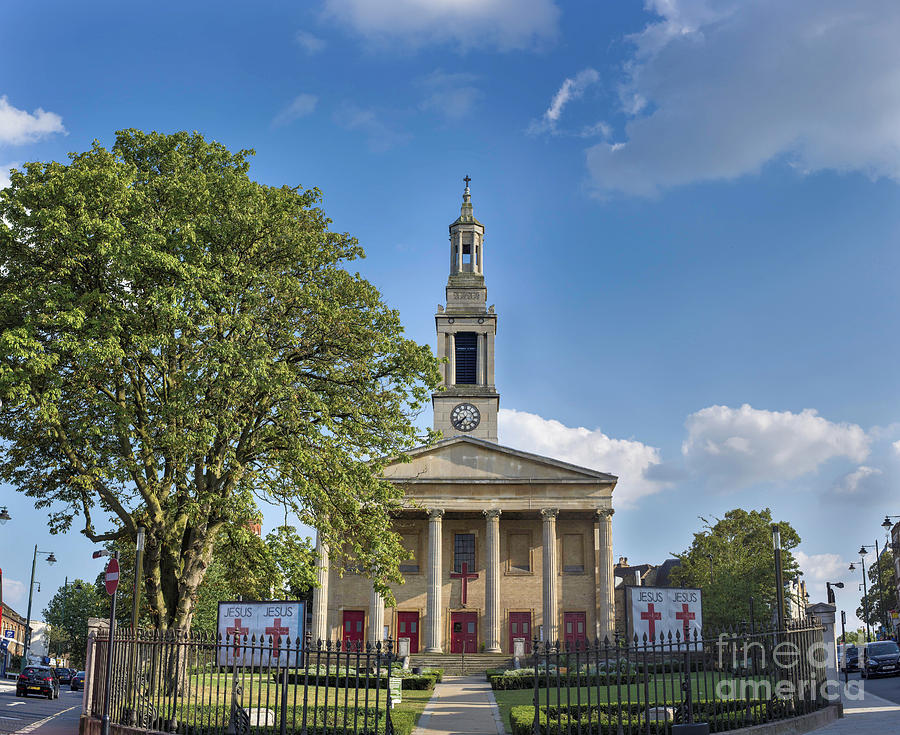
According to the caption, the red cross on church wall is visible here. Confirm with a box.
[640,603,662,639]
[226,618,248,657]
[265,618,290,659]
[450,562,478,606]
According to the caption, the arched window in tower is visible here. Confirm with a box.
[462,241,472,271]
[454,332,478,384]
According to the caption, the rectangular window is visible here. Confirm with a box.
[454,332,477,384]
[399,533,419,573]
[508,533,530,573]
[454,533,475,573]
[563,534,585,574]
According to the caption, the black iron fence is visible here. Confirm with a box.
[87,630,401,735]
[509,619,830,735]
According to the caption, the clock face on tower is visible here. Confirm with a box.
[451,403,481,432]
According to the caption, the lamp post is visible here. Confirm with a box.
[772,524,786,628]
[22,545,56,666]
[826,581,844,605]
[849,558,870,641]
[706,553,714,586]
[0,507,10,525]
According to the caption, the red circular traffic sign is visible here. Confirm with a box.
[105,558,120,595]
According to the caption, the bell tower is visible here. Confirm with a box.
[433,177,499,442]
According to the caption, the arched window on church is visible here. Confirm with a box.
[454,332,477,384]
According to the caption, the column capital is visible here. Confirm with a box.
[428,508,445,520]
[483,508,502,520]
[541,507,559,521]
[596,508,615,520]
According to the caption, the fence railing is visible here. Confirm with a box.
[86,619,831,735]
[515,619,829,735]
[88,631,398,735]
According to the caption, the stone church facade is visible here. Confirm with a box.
[310,182,617,653]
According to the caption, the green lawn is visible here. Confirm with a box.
[491,672,754,733]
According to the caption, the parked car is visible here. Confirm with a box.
[55,667,72,684]
[841,645,859,672]
[16,666,60,699]
[71,671,85,691]
[862,640,900,678]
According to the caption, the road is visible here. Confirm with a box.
[845,669,900,705]
[0,681,82,735]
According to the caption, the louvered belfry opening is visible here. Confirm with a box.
[454,332,477,384]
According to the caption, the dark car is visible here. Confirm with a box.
[842,646,859,672]
[16,666,60,699]
[862,641,900,678]
[71,671,85,691]
[55,667,72,684]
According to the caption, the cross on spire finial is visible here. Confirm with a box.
[463,175,471,187]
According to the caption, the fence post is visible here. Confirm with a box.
[83,630,97,716]
[532,639,540,735]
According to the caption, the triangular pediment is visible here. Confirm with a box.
[381,436,616,485]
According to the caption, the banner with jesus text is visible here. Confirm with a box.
[216,600,305,666]
[626,586,702,649]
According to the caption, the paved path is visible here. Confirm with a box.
[811,688,900,734]
[0,680,82,735]
[412,675,503,735]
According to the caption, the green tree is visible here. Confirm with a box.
[42,580,104,668]
[0,130,441,633]
[856,547,894,632]
[669,508,800,629]
[839,629,859,645]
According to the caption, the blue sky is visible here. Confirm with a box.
[1,0,899,631]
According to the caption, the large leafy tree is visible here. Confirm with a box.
[669,508,800,629]
[42,580,104,668]
[0,130,441,633]
[855,547,894,632]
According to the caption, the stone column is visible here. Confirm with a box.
[312,533,329,642]
[595,509,615,640]
[369,585,385,643]
[424,509,445,653]
[541,508,559,644]
[484,509,502,653]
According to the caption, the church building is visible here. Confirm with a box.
[310,182,617,653]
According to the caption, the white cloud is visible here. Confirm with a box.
[682,404,870,489]
[498,408,668,508]
[587,0,900,195]
[529,68,600,135]
[334,103,409,152]
[832,465,882,495]
[796,550,848,585]
[0,96,65,145]
[418,71,482,121]
[295,30,327,55]
[322,0,559,51]
[0,161,19,189]
[893,440,900,454]
[272,94,318,127]
[2,577,26,607]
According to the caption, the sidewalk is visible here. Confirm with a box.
[412,675,504,735]
[811,690,900,734]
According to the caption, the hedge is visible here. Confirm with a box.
[509,701,788,735]
[281,672,436,689]
[491,671,643,690]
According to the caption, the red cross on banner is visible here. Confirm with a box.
[265,618,290,659]
[450,562,479,606]
[226,618,248,656]
[675,603,696,641]
[640,603,662,639]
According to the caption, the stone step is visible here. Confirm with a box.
[408,653,514,675]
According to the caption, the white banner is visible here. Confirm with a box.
[627,586,702,647]
[216,601,305,666]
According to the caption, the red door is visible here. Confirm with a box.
[397,612,420,653]
[342,610,365,647]
[509,612,532,654]
[450,612,477,653]
[564,612,587,649]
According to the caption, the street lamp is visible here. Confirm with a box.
[0,507,10,525]
[22,545,56,666]
[826,581,844,605]
[849,559,871,641]
[772,523,786,628]
[860,543,890,633]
